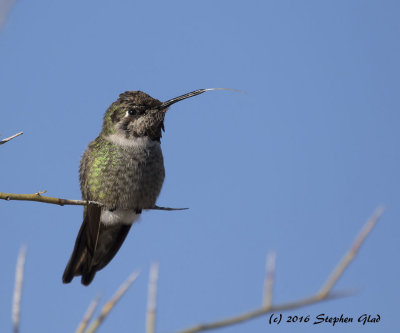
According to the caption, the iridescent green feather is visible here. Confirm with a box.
[85,137,121,200]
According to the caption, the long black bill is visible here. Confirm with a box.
[159,88,240,110]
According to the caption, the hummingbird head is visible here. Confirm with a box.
[101,91,164,142]
[101,89,217,142]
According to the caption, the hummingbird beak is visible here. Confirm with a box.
[159,88,240,111]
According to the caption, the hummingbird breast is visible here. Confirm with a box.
[80,135,165,211]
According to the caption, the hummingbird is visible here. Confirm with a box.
[62,88,219,285]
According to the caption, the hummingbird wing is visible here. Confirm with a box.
[90,222,133,272]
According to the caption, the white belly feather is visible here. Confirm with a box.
[100,208,140,225]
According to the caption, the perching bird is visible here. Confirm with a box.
[63,89,218,285]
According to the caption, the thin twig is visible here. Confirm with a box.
[0,0,17,28]
[0,132,23,145]
[176,293,346,333]
[318,205,384,297]
[146,262,160,333]
[175,207,384,333]
[0,192,100,206]
[75,294,102,333]
[85,271,140,333]
[12,245,27,333]
[151,205,188,211]
[263,251,276,307]
[0,191,187,211]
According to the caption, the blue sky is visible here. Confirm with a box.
[0,1,399,332]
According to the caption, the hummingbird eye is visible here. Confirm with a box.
[127,106,145,117]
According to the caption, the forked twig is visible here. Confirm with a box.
[0,191,100,206]
[85,271,140,333]
[75,294,101,333]
[175,207,384,333]
[0,191,187,211]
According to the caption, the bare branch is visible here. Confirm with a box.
[262,251,276,307]
[85,271,140,333]
[0,191,100,207]
[12,245,27,333]
[175,207,384,333]
[0,132,23,145]
[318,205,385,297]
[0,0,17,28]
[75,294,102,333]
[146,262,160,333]
[176,293,347,333]
[0,191,187,211]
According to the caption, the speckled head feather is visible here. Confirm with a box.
[101,91,165,141]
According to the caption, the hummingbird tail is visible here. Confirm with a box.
[62,204,102,286]
[62,218,97,285]
[63,205,134,286]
